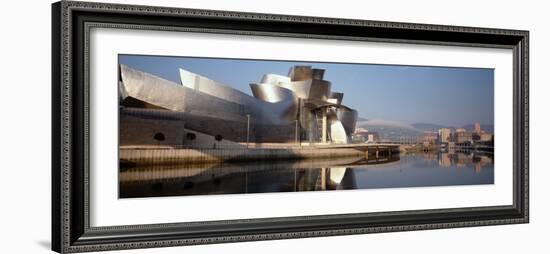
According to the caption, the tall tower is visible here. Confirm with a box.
[474,122,481,134]
[439,128,451,143]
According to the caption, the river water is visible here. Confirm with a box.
[119,151,494,198]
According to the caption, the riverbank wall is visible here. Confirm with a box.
[120,144,400,166]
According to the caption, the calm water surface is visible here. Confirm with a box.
[119,152,494,198]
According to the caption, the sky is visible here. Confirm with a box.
[119,54,494,127]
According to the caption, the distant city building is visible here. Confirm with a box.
[474,122,481,134]
[455,128,466,133]
[455,131,473,144]
[438,128,451,143]
[447,142,456,151]
[480,133,493,142]
[453,128,466,143]
[422,131,438,145]
[352,128,379,143]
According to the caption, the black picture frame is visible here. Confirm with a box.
[52,1,529,253]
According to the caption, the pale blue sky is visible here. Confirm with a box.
[119,54,494,127]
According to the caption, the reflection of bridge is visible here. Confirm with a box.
[313,143,398,150]
[315,143,399,160]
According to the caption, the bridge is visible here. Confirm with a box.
[310,143,400,159]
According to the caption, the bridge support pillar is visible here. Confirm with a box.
[321,110,327,143]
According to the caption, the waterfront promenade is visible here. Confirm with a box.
[120,143,400,166]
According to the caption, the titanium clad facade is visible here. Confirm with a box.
[119,64,359,146]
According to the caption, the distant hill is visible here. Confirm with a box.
[411,123,450,132]
[461,124,494,133]
[410,122,494,133]
[358,119,419,131]
[356,119,423,140]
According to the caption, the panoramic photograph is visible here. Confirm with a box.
[117,55,494,198]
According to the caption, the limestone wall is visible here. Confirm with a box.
[120,147,367,165]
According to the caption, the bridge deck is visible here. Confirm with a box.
[312,143,399,150]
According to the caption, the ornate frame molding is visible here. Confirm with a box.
[52,1,529,253]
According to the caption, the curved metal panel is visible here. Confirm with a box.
[179,68,256,106]
[329,118,349,144]
[288,65,313,81]
[250,83,295,103]
[260,74,291,85]
[179,67,297,124]
[277,80,311,98]
[120,64,187,111]
[312,68,325,80]
[121,64,356,144]
[277,80,332,100]
[336,107,358,136]
[308,80,332,100]
[329,92,344,105]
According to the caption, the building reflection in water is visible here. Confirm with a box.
[119,155,400,198]
[120,151,494,199]
[437,151,493,173]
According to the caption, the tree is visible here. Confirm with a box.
[153,132,165,146]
